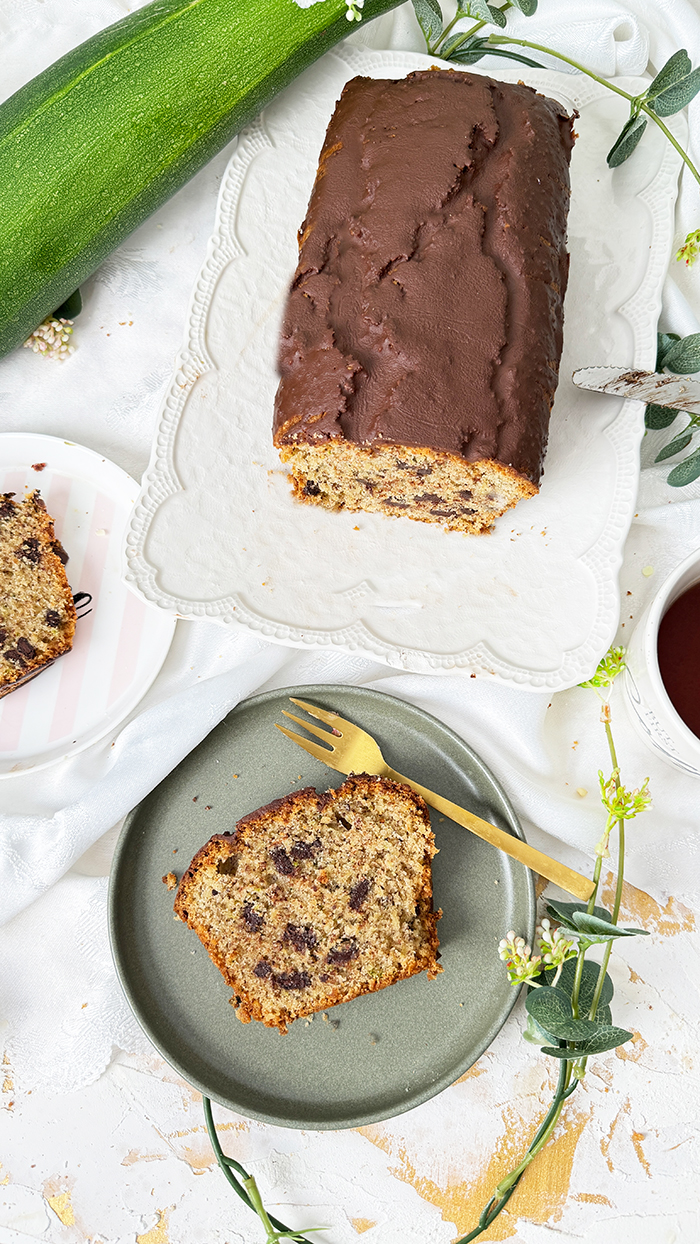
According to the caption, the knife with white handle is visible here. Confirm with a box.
[573,366,700,413]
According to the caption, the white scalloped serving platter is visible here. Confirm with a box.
[125,48,682,689]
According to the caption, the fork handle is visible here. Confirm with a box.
[384,767,594,901]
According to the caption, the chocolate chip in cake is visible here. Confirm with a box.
[0,630,6,647]
[303,480,321,497]
[349,877,371,911]
[4,650,27,669]
[16,638,36,659]
[0,500,15,519]
[283,923,317,952]
[15,538,41,564]
[52,540,69,565]
[45,611,62,627]
[327,940,359,966]
[356,478,374,492]
[336,813,352,831]
[242,902,264,932]
[253,961,272,978]
[459,489,473,500]
[270,846,295,876]
[290,839,319,861]
[273,970,311,990]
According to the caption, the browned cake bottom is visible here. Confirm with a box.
[0,491,76,696]
[278,441,536,534]
[174,774,442,1033]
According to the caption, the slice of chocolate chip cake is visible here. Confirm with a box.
[0,491,77,698]
[174,774,442,1033]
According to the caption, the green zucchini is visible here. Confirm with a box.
[0,0,401,356]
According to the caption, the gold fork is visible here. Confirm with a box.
[275,697,594,901]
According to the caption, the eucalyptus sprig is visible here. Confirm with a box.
[449,645,650,1242]
[645,330,700,486]
[409,0,700,266]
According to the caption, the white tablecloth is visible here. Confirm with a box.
[1,0,700,1103]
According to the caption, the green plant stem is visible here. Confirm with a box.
[431,12,480,54]
[203,1097,310,1243]
[432,2,513,59]
[574,718,626,1077]
[487,34,700,188]
[454,1046,578,1241]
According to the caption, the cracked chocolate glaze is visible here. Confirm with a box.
[273,70,575,484]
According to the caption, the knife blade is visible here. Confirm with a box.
[572,366,700,413]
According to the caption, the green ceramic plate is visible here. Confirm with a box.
[109,684,535,1129]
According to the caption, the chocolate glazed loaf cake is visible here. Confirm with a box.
[273,70,576,534]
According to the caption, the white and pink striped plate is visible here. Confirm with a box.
[0,434,175,777]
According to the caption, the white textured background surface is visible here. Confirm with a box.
[2,0,700,1240]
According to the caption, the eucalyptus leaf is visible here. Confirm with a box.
[571,911,649,940]
[544,958,614,1011]
[542,1026,633,1058]
[662,332,700,373]
[458,0,492,21]
[645,49,691,100]
[645,403,680,430]
[522,1012,556,1046]
[411,0,443,44]
[668,448,700,486]
[510,0,537,14]
[651,66,700,117]
[525,985,573,1035]
[545,900,611,931]
[607,113,647,168]
[487,3,507,27]
[656,331,681,369]
[448,43,487,64]
[655,431,693,462]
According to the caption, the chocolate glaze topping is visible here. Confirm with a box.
[273,70,575,484]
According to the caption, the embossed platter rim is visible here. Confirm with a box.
[124,49,683,688]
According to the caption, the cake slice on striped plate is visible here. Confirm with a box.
[0,490,76,698]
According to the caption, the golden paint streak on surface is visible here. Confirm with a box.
[534,874,548,900]
[1,1077,12,1093]
[573,1192,613,1206]
[599,872,695,935]
[615,1029,648,1063]
[121,1150,168,1166]
[137,1208,171,1244]
[360,1101,592,1239]
[601,1098,630,1174]
[177,1140,217,1172]
[47,1190,75,1226]
[454,1061,487,1085]
[351,1218,377,1234]
[631,1132,652,1178]
[628,967,643,984]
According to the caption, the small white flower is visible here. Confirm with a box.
[23,317,75,361]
